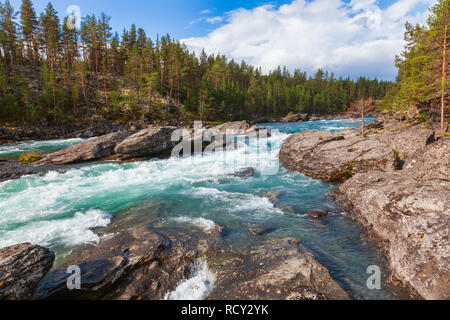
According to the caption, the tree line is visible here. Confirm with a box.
[386,0,449,132]
[0,0,391,124]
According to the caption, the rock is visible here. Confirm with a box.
[36,131,135,165]
[77,130,94,138]
[247,224,276,236]
[378,125,435,161]
[35,228,222,300]
[281,113,310,123]
[279,129,398,182]
[330,138,450,299]
[0,161,68,183]
[211,121,251,136]
[262,190,282,205]
[0,243,55,300]
[407,107,420,122]
[233,167,256,179]
[403,136,450,181]
[115,126,178,160]
[307,210,328,219]
[207,238,350,300]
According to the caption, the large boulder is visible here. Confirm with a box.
[0,243,55,300]
[211,121,251,136]
[281,113,310,123]
[35,131,134,165]
[331,138,450,300]
[35,227,222,300]
[207,238,350,300]
[279,129,398,182]
[114,126,178,160]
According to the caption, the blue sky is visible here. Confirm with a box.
[8,0,436,80]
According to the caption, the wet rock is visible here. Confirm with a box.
[307,210,328,219]
[35,228,222,300]
[279,129,398,182]
[261,190,282,205]
[36,131,135,165]
[0,243,55,300]
[247,224,276,236]
[233,167,256,179]
[207,238,350,300]
[330,138,450,299]
[115,126,178,160]
[0,161,68,183]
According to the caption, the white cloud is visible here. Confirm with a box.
[182,0,437,80]
[200,9,212,15]
[206,16,224,24]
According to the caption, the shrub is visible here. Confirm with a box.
[19,151,43,164]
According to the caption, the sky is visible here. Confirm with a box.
[9,0,437,80]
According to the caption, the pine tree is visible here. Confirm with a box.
[20,0,38,66]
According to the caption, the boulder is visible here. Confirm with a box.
[211,121,251,136]
[35,131,134,165]
[307,210,328,219]
[279,129,398,182]
[207,238,350,300]
[0,243,55,300]
[281,113,310,123]
[209,121,268,137]
[35,227,222,300]
[330,138,450,300]
[115,126,178,160]
[233,167,256,179]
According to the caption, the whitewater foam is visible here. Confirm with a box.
[164,259,216,300]
[0,209,110,248]
[172,217,217,232]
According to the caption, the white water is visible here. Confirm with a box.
[164,259,216,300]
[0,138,85,156]
[172,217,217,232]
[0,132,287,248]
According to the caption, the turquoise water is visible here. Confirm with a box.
[0,138,85,160]
[0,118,400,299]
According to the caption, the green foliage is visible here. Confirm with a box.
[390,0,449,120]
[0,0,392,125]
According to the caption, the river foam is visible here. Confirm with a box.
[164,259,216,300]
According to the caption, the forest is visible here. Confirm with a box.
[0,0,447,127]
[0,0,391,125]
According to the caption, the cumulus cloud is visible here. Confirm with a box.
[182,0,437,80]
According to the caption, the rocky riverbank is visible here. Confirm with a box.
[0,222,350,300]
[280,116,449,299]
[0,121,265,181]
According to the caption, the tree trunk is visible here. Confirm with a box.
[441,23,447,133]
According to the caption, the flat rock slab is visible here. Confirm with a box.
[330,138,450,300]
[0,243,55,300]
[115,126,179,160]
[207,238,350,300]
[36,131,135,165]
[279,129,398,182]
